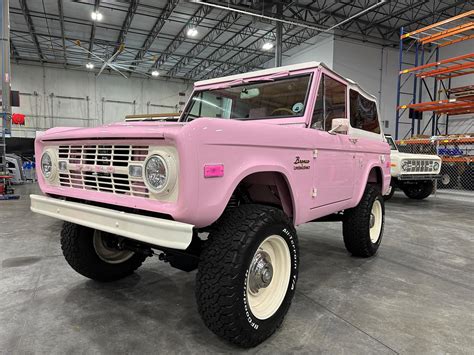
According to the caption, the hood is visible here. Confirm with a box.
[39,121,186,142]
[392,151,441,161]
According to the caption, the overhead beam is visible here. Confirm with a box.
[130,0,179,71]
[382,0,472,38]
[166,10,241,77]
[9,30,249,75]
[88,0,100,56]
[10,28,263,64]
[286,0,397,44]
[9,4,268,60]
[199,27,274,80]
[184,22,267,79]
[150,6,213,72]
[360,0,429,34]
[115,0,139,53]
[18,0,44,62]
[57,0,67,64]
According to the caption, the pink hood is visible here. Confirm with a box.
[39,121,186,141]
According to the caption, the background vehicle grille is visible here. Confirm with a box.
[403,159,438,173]
[57,144,150,198]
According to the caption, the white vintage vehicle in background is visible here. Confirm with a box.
[385,135,442,200]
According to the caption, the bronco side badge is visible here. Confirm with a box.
[294,156,310,170]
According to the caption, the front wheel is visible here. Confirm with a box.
[343,185,384,257]
[60,222,147,282]
[401,180,434,199]
[195,205,299,348]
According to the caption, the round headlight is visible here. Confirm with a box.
[401,161,409,171]
[41,152,53,178]
[145,155,168,192]
[433,162,440,170]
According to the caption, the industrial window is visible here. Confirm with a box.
[310,74,347,131]
[350,90,381,134]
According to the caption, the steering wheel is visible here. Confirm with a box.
[271,107,294,116]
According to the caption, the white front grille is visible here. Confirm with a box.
[402,159,437,173]
[57,144,150,198]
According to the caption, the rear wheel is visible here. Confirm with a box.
[60,222,147,282]
[401,180,434,199]
[196,205,298,348]
[343,185,384,257]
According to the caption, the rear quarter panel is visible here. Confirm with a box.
[353,137,391,202]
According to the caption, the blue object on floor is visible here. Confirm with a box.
[0,194,20,200]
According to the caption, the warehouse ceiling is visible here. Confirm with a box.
[8,0,474,80]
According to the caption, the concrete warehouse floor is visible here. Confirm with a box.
[1,184,473,354]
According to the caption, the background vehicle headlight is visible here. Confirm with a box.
[401,161,409,171]
[145,155,168,192]
[41,152,53,178]
[433,162,440,170]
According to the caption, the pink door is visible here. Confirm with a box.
[311,132,355,208]
[308,71,355,209]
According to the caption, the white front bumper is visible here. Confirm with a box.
[30,194,193,250]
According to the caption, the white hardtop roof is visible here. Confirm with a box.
[194,61,376,101]
[195,61,321,86]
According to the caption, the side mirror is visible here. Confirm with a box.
[329,118,349,135]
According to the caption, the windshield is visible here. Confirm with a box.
[386,136,398,150]
[181,74,312,121]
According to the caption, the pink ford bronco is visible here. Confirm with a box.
[31,62,390,347]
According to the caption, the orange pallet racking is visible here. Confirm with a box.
[395,10,474,139]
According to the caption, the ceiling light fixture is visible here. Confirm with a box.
[262,42,274,51]
[151,70,160,77]
[86,62,94,69]
[91,11,103,21]
[187,27,198,37]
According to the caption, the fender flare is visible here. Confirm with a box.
[220,165,298,223]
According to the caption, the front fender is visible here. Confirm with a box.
[196,163,298,228]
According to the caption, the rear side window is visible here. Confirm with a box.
[350,90,380,134]
[310,74,347,131]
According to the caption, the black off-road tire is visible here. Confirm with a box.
[60,222,147,282]
[196,205,299,348]
[343,185,384,257]
[401,180,434,199]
